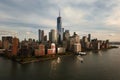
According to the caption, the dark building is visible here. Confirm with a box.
[2,36,13,49]
[81,36,89,50]
[63,30,70,41]
[57,10,62,43]
[2,36,13,44]
[49,29,57,43]
[0,40,2,48]
[12,37,19,56]
[88,34,91,42]
[44,35,47,41]
[49,32,52,42]
[38,29,44,43]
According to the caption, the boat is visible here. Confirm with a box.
[77,55,84,63]
[77,52,86,55]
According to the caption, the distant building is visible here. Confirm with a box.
[2,36,13,50]
[47,43,56,55]
[38,29,44,43]
[74,43,81,53]
[91,39,101,50]
[83,36,88,43]
[81,36,89,50]
[61,28,64,41]
[49,29,57,43]
[12,37,19,56]
[69,33,81,51]
[49,32,52,42]
[88,34,91,42]
[86,42,91,49]
[2,36,13,43]
[62,40,69,51]
[63,30,70,51]
[0,40,2,48]
[69,37,75,51]
[97,41,101,50]
[44,35,47,42]
[57,10,63,43]
[105,40,109,48]
[3,40,9,50]
[63,30,70,41]
[19,39,37,57]
[57,47,66,54]
[35,44,45,56]
[51,43,56,54]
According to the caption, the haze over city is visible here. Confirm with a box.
[0,0,120,41]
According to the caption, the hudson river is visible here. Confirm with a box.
[0,46,120,80]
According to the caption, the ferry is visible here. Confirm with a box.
[76,52,86,55]
[77,55,84,63]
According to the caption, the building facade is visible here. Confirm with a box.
[2,36,13,50]
[38,29,44,43]
[35,44,45,56]
[12,37,19,56]
[57,11,62,43]
[49,29,57,43]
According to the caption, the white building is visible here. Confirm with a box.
[57,47,66,54]
[74,43,81,53]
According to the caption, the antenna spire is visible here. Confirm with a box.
[59,9,60,17]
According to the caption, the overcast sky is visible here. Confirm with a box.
[0,0,120,41]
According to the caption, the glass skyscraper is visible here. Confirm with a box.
[57,11,62,43]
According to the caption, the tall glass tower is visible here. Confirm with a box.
[57,10,62,43]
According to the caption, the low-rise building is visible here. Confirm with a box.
[57,47,66,54]
[47,43,56,55]
[35,44,45,56]
[0,40,2,49]
[74,43,81,53]
[12,37,19,56]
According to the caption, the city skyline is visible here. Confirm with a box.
[0,0,120,41]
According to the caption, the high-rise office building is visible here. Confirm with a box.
[63,30,70,41]
[57,10,62,43]
[12,37,19,56]
[0,40,2,48]
[88,34,91,42]
[49,29,57,43]
[49,32,52,42]
[2,36,13,49]
[35,44,45,56]
[83,36,88,43]
[69,33,81,52]
[44,35,47,41]
[2,36,13,44]
[38,29,44,43]
[61,28,64,41]
[74,43,81,53]
[47,43,56,55]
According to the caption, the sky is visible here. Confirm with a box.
[0,0,120,41]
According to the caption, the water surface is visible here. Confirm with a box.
[0,47,120,80]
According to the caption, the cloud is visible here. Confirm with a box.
[0,0,120,41]
[105,6,120,27]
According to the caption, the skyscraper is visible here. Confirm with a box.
[63,30,70,41]
[2,36,13,50]
[12,37,19,56]
[57,10,62,43]
[61,28,64,41]
[38,29,44,43]
[88,34,91,42]
[49,29,57,43]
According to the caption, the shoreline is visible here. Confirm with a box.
[0,46,118,64]
[0,52,73,64]
[15,53,73,64]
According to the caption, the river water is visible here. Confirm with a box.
[0,47,120,80]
